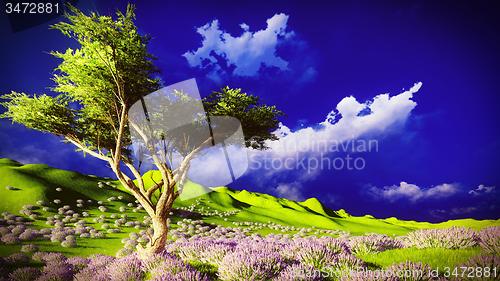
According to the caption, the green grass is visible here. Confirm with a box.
[359,247,482,270]
[0,158,134,214]
[0,158,498,259]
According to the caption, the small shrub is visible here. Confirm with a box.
[61,240,77,248]
[67,256,89,273]
[460,255,499,280]
[19,229,38,240]
[9,267,41,281]
[1,233,20,244]
[404,227,478,249]
[274,263,322,281]
[21,244,39,253]
[478,226,500,255]
[349,234,402,255]
[386,261,433,281]
[36,200,47,206]
[106,255,144,281]
[218,248,284,281]
[5,253,30,265]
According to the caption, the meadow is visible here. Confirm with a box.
[0,158,498,280]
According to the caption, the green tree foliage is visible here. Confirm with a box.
[0,4,282,254]
[203,86,283,149]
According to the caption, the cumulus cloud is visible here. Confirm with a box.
[183,13,294,78]
[252,82,423,163]
[274,182,305,201]
[369,181,459,203]
[468,184,495,196]
[186,83,423,190]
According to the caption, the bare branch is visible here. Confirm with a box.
[146,179,163,200]
[108,159,156,216]
[65,137,112,162]
[123,159,147,195]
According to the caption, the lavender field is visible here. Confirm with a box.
[0,205,499,280]
[0,162,498,280]
[1,1,500,280]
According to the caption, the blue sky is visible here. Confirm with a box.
[1,0,499,222]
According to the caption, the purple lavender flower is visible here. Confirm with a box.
[4,253,30,265]
[11,225,26,236]
[150,270,210,281]
[142,252,184,273]
[21,243,39,253]
[8,266,41,281]
[19,229,39,240]
[340,269,399,281]
[87,254,115,269]
[74,267,110,281]
[105,254,144,281]
[348,234,402,255]
[319,236,351,255]
[0,226,10,235]
[50,229,68,243]
[478,226,500,255]
[335,253,365,270]
[386,261,433,281]
[170,238,236,267]
[218,248,284,281]
[172,269,211,281]
[37,252,67,265]
[274,263,323,281]
[404,227,478,249]
[145,252,205,280]
[460,254,499,280]
[1,233,20,244]
[38,261,74,281]
[31,252,48,262]
[293,239,338,270]
[67,256,90,273]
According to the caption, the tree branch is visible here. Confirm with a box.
[146,179,163,200]
[154,136,213,217]
[108,159,155,216]
[123,159,147,195]
[65,137,112,162]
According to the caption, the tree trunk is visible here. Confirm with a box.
[148,215,169,254]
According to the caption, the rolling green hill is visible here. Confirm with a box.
[0,158,498,238]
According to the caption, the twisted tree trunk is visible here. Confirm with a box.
[148,215,169,254]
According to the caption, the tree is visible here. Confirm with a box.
[0,4,283,254]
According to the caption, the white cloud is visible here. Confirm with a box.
[369,181,459,203]
[450,207,477,215]
[431,206,477,218]
[468,184,495,196]
[251,82,423,162]
[186,83,423,190]
[275,182,305,201]
[183,13,294,77]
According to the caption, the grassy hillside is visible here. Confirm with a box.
[1,158,498,238]
[0,158,135,214]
